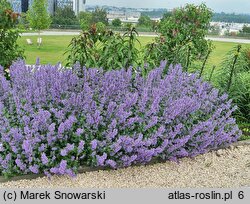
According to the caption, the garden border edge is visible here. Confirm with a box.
[1,139,250,184]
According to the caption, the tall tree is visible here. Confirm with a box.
[91,7,108,25]
[27,0,51,47]
[52,6,78,26]
[112,18,122,27]
[138,15,152,28]
[242,25,250,33]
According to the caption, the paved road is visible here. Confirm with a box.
[21,31,250,44]
[206,37,250,44]
[22,31,80,36]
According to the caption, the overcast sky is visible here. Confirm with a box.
[87,0,250,13]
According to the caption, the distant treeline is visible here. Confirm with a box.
[141,10,170,18]
[212,12,250,23]
[142,10,250,23]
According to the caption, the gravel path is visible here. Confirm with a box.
[1,145,250,188]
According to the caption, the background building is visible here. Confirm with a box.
[47,0,56,14]
[73,0,86,15]
[8,0,86,15]
[56,0,73,9]
[8,0,22,13]
[107,10,141,24]
[56,0,86,15]
[21,0,29,12]
[28,0,33,8]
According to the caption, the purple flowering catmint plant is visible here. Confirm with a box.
[0,60,241,177]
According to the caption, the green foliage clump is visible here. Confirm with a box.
[27,0,51,33]
[66,25,142,71]
[52,6,78,26]
[217,46,250,123]
[67,4,214,76]
[138,15,152,28]
[79,11,92,31]
[145,3,213,70]
[230,72,250,122]
[242,25,250,33]
[79,8,108,31]
[112,18,122,27]
[239,123,250,141]
[0,0,24,75]
[95,22,106,33]
[91,7,108,25]
[17,13,29,30]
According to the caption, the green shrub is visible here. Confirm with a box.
[217,45,250,123]
[229,72,250,122]
[0,0,24,76]
[66,26,142,71]
[52,6,78,26]
[145,3,213,70]
[112,18,122,27]
[238,123,250,141]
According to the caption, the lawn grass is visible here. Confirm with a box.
[18,35,250,67]
[18,36,74,65]
[208,41,250,66]
[18,35,155,65]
